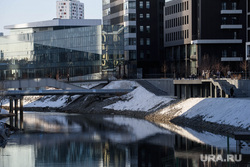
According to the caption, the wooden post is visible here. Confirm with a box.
[9,98,13,126]
[14,98,18,128]
[20,97,23,130]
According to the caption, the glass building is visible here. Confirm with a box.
[0,19,124,80]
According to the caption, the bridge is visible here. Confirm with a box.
[0,78,134,130]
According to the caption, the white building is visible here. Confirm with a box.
[56,0,84,19]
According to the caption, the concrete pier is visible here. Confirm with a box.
[8,96,24,129]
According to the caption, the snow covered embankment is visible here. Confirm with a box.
[159,98,250,129]
[103,81,173,112]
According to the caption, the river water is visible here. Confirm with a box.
[0,112,249,167]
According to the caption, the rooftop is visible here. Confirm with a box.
[4,19,101,29]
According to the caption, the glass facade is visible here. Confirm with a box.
[0,25,124,80]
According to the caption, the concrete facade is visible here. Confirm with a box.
[146,79,175,96]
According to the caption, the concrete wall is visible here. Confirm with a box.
[225,79,250,97]
[238,80,250,96]
[145,79,175,96]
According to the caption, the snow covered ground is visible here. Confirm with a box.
[160,98,250,128]
[104,86,173,112]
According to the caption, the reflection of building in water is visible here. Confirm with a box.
[0,19,124,80]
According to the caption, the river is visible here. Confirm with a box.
[0,112,249,167]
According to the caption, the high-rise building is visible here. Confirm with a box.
[56,0,84,19]
[164,0,246,78]
[103,0,165,78]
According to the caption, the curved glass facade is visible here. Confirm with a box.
[0,25,124,80]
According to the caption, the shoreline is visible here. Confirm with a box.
[2,97,249,137]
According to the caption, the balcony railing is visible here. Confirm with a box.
[221,10,242,14]
[221,57,243,61]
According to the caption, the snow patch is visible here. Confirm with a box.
[104,86,173,112]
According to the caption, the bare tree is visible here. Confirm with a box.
[240,60,249,79]
[161,60,168,78]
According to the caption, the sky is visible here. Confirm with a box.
[0,0,102,35]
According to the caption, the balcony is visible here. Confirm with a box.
[221,57,243,61]
[221,25,242,29]
[221,10,242,14]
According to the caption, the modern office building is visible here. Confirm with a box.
[0,19,124,80]
[56,0,84,19]
[164,0,246,77]
[103,0,165,78]
[246,0,250,61]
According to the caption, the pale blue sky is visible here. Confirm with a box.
[0,0,102,35]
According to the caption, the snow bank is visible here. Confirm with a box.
[160,98,250,128]
[25,95,80,108]
[102,80,139,89]
[104,86,173,112]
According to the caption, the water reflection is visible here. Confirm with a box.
[0,112,249,167]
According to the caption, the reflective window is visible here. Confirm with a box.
[140,38,144,45]
[140,26,144,32]
[140,1,143,9]
[222,2,227,10]
[128,2,136,9]
[146,1,150,9]
[146,38,150,45]
[140,14,143,19]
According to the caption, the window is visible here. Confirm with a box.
[146,26,150,33]
[222,2,227,10]
[222,17,227,24]
[146,38,150,45]
[232,2,237,10]
[146,13,150,19]
[129,38,136,45]
[146,1,150,9]
[140,26,144,32]
[140,38,144,45]
[129,13,136,21]
[139,1,143,9]
[128,1,136,9]
[232,51,237,57]
[233,32,237,39]
[140,51,144,58]
[140,14,143,19]
[124,13,136,21]
[129,26,136,33]
[129,51,137,60]
[232,17,237,24]
[222,50,227,57]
